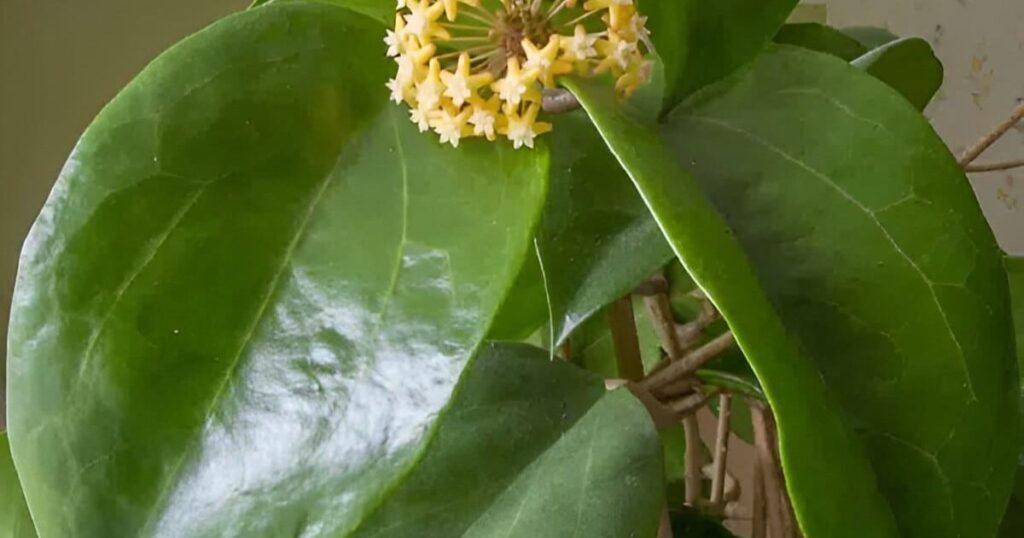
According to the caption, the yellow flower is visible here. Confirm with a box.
[415,58,445,110]
[432,104,473,147]
[388,0,651,149]
[501,103,552,149]
[467,95,502,140]
[522,36,573,88]
[439,0,480,21]
[440,53,494,107]
[560,24,599,62]
[492,57,541,106]
[403,0,449,44]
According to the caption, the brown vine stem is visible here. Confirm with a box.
[643,332,736,390]
[542,88,582,114]
[752,431,767,538]
[643,290,686,360]
[608,296,645,381]
[964,158,1024,173]
[683,415,702,506]
[709,394,732,505]
[752,403,785,538]
[770,413,800,538]
[958,101,1024,167]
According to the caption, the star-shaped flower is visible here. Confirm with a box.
[394,41,436,85]
[403,0,450,44]
[501,103,551,149]
[409,106,432,132]
[491,57,540,106]
[432,105,472,147]
[441,53,494,106]
[561,24,599,61]
[467,96,502,140]
[522,35,573,88]
[415,58,445,110]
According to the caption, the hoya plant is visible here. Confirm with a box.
[3,0,1023,537]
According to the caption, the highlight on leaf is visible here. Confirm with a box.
[387,0,652,148]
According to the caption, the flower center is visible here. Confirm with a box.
[387,0,652,148]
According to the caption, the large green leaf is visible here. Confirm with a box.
[255,0,392,24]
[661,46,1017,538]
[773,22,868,61]
[640,0,799,114]
[565,78,900,538]
[6,4,548,536]
[353,342,665,536]
[1001,257,1024,537]
[852,37,944,111]
[0,434,35,538]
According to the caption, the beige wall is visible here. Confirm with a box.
[0,1,246,371]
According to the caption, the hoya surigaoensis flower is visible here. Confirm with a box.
[387,0,651,149]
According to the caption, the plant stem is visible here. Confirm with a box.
[752,403,785,538]
[608,296,645,381]
[643,284,686,360]
[683,415,702,506]
[964,158,1024,173]
[752,437,767,538]
[958,101,1024,166]
[644,332,736,389]
[710,394,732,505]
[543,88,582,113]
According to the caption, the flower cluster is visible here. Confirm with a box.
[386,0,652,148]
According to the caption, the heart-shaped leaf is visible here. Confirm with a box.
[0,434,35,538]
[6,4,548,536]
[660,46,1016,538]
[640,0,799,114]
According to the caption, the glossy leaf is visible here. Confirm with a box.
[493,112,674,345]
[773,23,868,61]
[852,37,944,110]
[353,342,665,536]
[0,434,35,538]
[6,4,548,537]
[662,46,1016,538]
[640,0,798,114]
[565,78,900,538]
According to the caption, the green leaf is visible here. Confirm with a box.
[661,46,1017,538]
[352,342,665,536]
[256,0,392,24]
[1001,257,1024,537]
[493,112,674,345]
[0,434,35,538]
[773,23,868,61]
[640,0,799,114]
[842,26,900,49]
[565,77,900,538]
[6,4,547,537]
[852,37,944,110]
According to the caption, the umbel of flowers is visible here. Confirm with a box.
[386,0,652,148]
